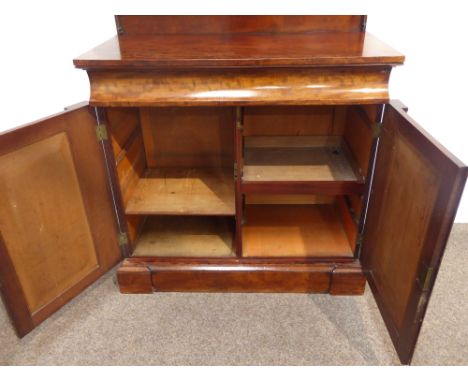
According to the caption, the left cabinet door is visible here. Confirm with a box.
[0,103,123,337]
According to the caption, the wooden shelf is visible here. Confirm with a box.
[242,204,353,258]
[243,136,360,182]
[125,167,235,215]
[133,216,235,257]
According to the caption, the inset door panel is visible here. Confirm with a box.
[0,132,99,314]
[0,104,122,336]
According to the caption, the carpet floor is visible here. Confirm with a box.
[1,224,467,365]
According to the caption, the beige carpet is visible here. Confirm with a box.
[0,224,467,365]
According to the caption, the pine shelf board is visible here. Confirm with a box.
[125,167,235,215]
[243,136,360,182]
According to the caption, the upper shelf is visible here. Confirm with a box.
[74,32,404,70]
[125,167,235,216]
[242,136,365,195]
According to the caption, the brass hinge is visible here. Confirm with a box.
[117,232,128,247]
[234,163,238,179]
[419,265,434,292]
[415,293,428,322]
[372,122,382,138]
[96,124,108,141]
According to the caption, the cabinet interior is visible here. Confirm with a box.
[108,105,377,259]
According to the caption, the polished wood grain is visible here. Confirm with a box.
[117,264,153,294]
[0,104,122,337]
[330,266,366,295]
[116,15,365,35]
[132,216,235,258]
[125,255,358,265]
[87,67,391,107]
[125,168,235,216]
[148,264,331,293]
[243,205,353,258]
[361,101,468,364]
[117,258,365,294]
[74,32,403,69]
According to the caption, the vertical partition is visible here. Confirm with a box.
[234,106,245,257]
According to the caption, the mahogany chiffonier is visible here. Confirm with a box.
[0,16,466,364]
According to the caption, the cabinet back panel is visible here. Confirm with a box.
[0,133,98,314]
[343,106,375,176]
[114,128,146,247]
[106,108,141,159]
[336,196,358,249]
[243,106,347,137]
[116,130,146,206]
[140,107,234,168]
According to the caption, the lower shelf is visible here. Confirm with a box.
[133,216,235,257]
[242,204,353,258]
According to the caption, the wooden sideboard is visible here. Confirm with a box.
[0,16,466,365]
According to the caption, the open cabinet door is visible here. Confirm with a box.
[0,103,122,337]
[361,100,467,364]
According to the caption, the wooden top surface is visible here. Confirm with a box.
[74,32,404,70]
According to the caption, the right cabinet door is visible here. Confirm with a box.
[361,100,467,364]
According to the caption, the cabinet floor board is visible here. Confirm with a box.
[243,204,353,258]
[133,216,235,257]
